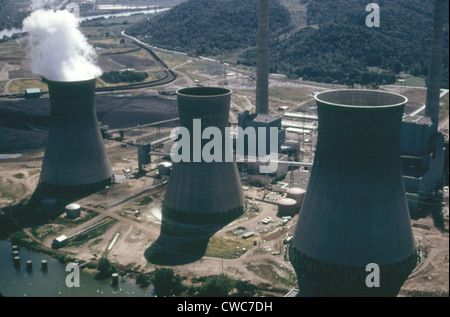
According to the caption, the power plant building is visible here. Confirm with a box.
[400,0,447,214]
[401,115,446,214]
[290,90,417,297]
[237,110,286,157]
[244,153,289,186]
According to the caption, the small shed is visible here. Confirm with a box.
[242,232,255,239]
[25,88,42,99]
[52,235,69,249]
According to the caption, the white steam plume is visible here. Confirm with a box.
[22,8,102,82]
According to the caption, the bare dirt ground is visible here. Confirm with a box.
[400,214,449,297]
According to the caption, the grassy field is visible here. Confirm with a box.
[7,79,49,94]
[395,73,427,87]
[269,85,315,104]
[0,40,22,55]
[0,176,27,208]
[153,50,191,68]
[205,233,257,259]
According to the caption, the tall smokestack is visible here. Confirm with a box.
[290,90,417,296]
[425,0,446,127]
[162,87,245,225]
[255,0,269,114]
[39,79,113,194]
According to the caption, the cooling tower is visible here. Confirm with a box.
[255,0,269,114]
[162,87,245,225]
[289,90,417,297]
[425,0,446,126]
[39,78,113,194]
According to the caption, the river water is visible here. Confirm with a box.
[0,8,169,39]
[0,240,154,297]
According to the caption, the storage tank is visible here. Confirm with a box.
[158,162,172,176]
[277,198,297,217]
[289,90,417,297]
[286,187,305,211]
[65,203,81,219]
[39,78,113,195]
[162,87,245,225]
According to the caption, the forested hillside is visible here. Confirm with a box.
[127,0,449,88]
[126,0,292,56]
[0,0,29,32]
[259,0,449,87]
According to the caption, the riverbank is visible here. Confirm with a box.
[0,240,155,297]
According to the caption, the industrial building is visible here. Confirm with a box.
[399,0,447,216]
[401,115,446,214]
[236,110,286,157]
[38,78,113,195]
[240,153,289,186]
[290,90,417,297]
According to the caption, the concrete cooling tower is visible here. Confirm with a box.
[39,78,113,195]
[162,87,245,225]
[289,90,417,297]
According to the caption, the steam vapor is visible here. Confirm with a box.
[22,4,102,82]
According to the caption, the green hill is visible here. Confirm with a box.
[126,0,292,57]
[126,0,449,88]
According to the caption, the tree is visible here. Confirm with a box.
[197,274,233,297]
[153,268,183,297]
[234,280,257,297]
[96,256,116,279]
[136,272,151,288]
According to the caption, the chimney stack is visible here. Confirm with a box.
[425,0,446,127]
[255,0,269,114]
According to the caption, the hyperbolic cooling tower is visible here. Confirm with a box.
[289,90,417,297]
[425,0,446,126]
[162,87,245,225]
[39,78,113,194]
[255,0,269,114]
